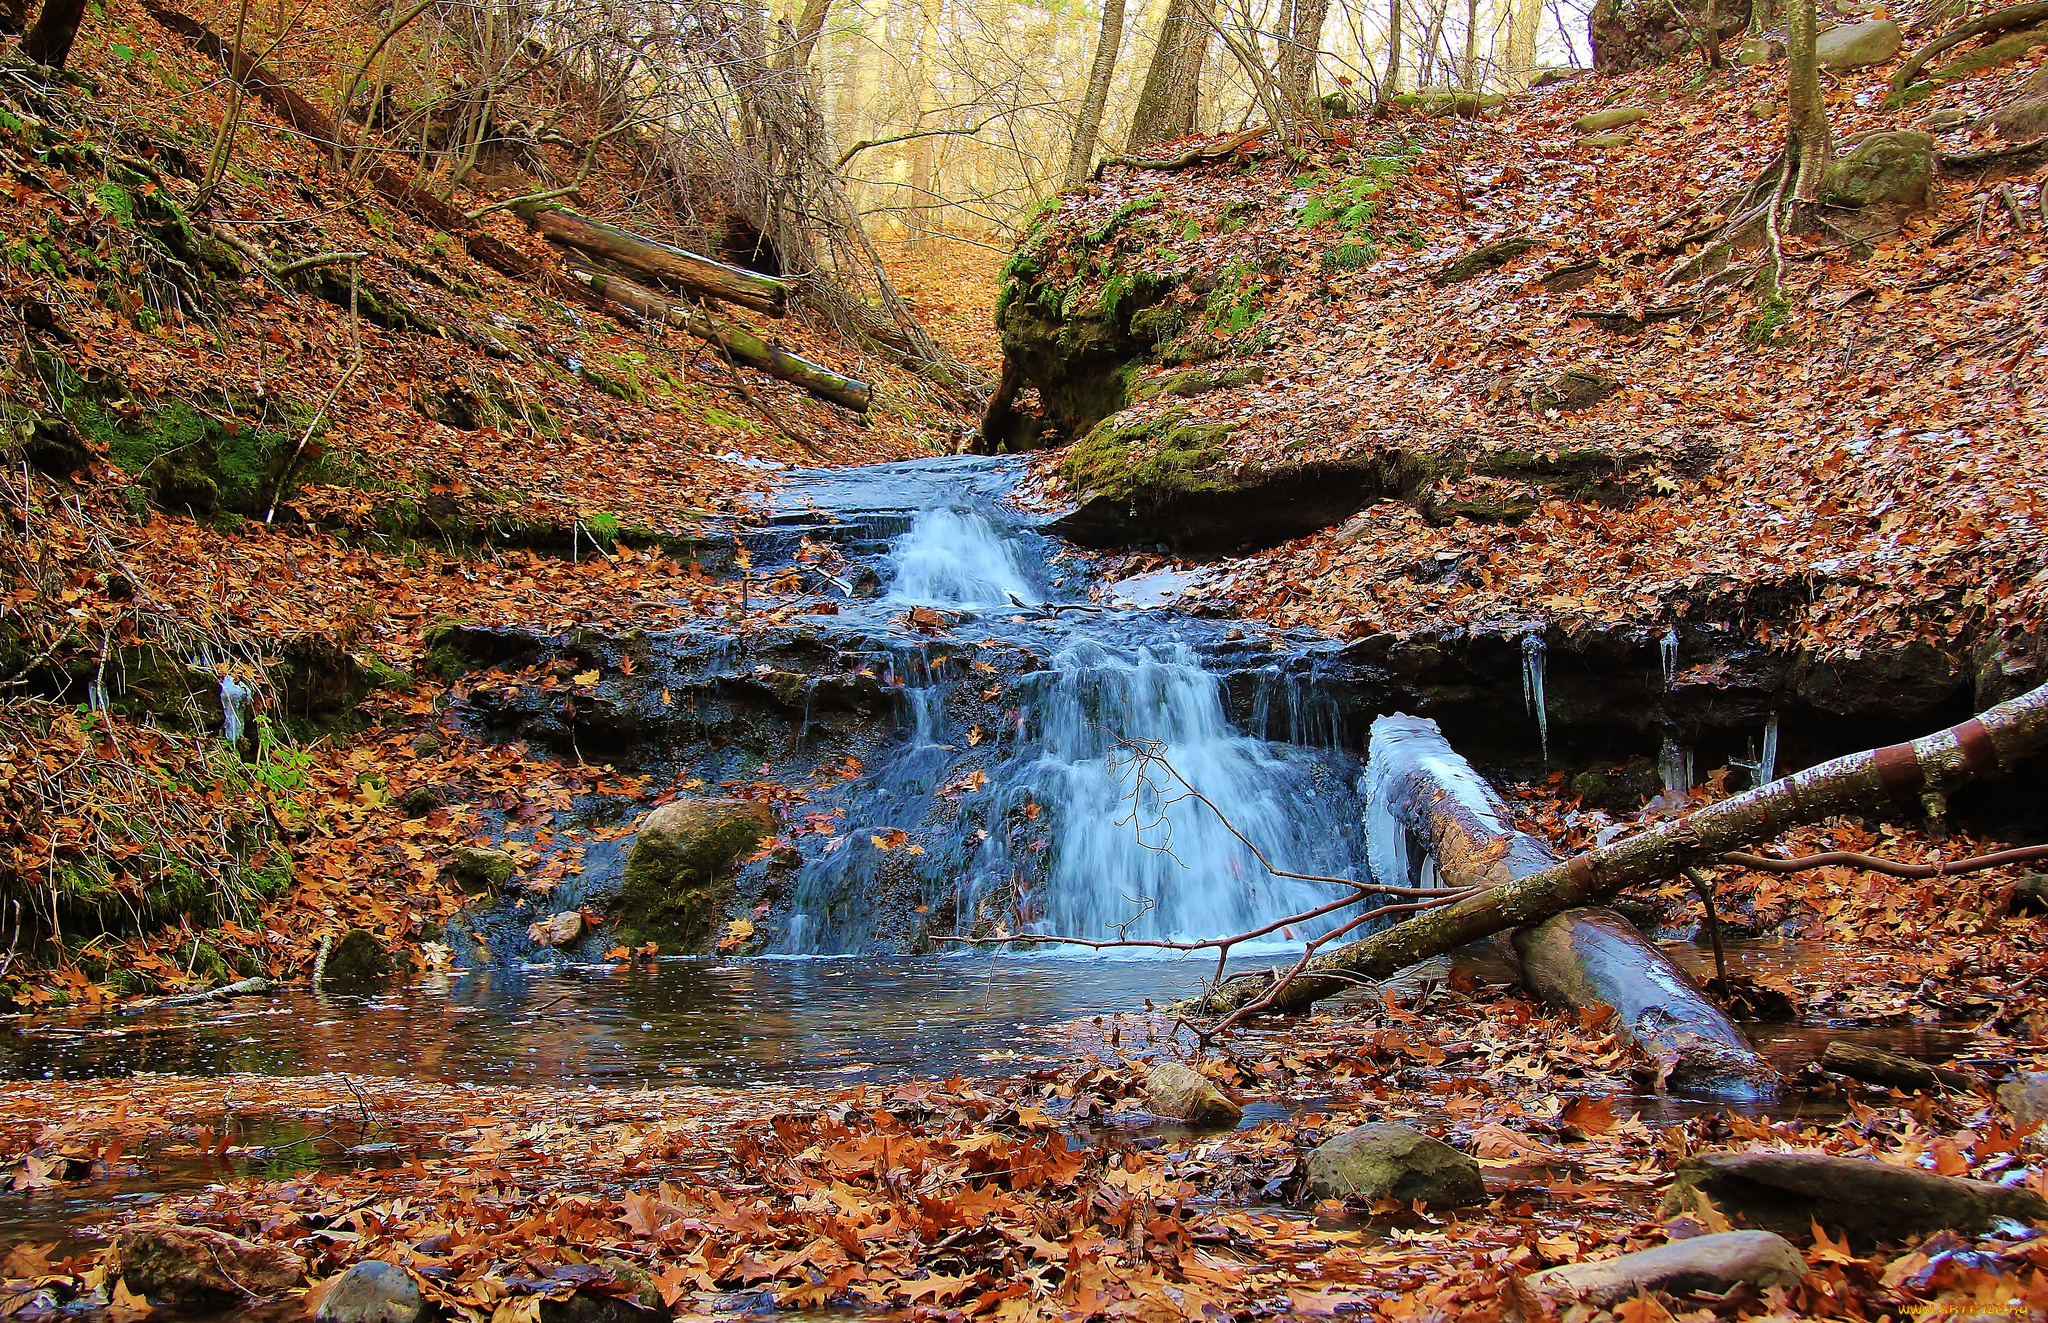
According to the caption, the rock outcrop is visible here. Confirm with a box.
[1526,1230,1807,1311]
[1663,1150,2048,1249]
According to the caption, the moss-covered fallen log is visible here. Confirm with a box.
[1183,681,2048,1019]
[1362,715,1777,1100]
[517,203,788,317]
[569,264,871,413]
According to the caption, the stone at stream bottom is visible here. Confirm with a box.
[1663,1151,2048,1250]
[447,845,518,894]
[118,1225,307,1306]
[1525,1230,1807,1310]
[1144,1060,1243,1127]
[318,1261,429,1323]
[1305,1123,1487,1208]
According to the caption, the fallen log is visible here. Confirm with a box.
[123,976,274,1012]
[1364,715,1777,1100]
[1092,125,1272,181]
[1886,2,2048,105]
[1820,1040,1977,1093]
[1182,680,2048,1018]
[568,262,871,413]
[514,203,789,317]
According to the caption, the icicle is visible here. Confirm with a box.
[1660,627,1680,689]
[1757,714,1779,787]
[1521,631,1548,763]
[220,674,250,744]
[1659,736,1691,802]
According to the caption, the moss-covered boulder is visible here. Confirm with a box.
[320,928,393,988]
[447,845,517,894]
[1817,19,1901,68]
[618,798,776,951]
[1820,130,1934,210]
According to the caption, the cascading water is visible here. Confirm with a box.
[777,498,1371,956]
[886,506,1040,609]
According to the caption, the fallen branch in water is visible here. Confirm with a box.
[124,976,275,1012]
[1179,680,2048,1019]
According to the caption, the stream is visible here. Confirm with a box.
[0,456,1997,1250]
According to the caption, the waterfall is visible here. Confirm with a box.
[1520,631,1548,762]
[220,674,250,744]
[779,502,1371,956]
[886,507,1038,609]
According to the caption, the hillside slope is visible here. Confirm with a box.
[0,0,958,1005]
[1007,39,2048,773]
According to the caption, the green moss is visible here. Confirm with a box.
[701,406,758,433]
[1742,294,1791,346]
[585,512,620,542]
[1060,408,1234,506]
[79,396,325,518]
[616,802,774,951]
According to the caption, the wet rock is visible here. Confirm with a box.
[1663,1150,2048,1249]
[528,911,585,947]
[619,798,777,951]
[118,1226,306,1306]
[321,928,393,988]
[1998,1071,2048,1125]
[447,845,517,894]
[1820,131,1934,210]
[1791,638,1961,718]
[1574,106,1649,132]
[1144,1060,1242,1127]
[1305,1122,1486,1208]
[1526,1230,1806,1310]
[317,1261,429,1323]
[1818,18,1901,67]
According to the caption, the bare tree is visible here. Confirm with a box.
[1063,0,1128,186]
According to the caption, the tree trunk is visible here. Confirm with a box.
[513,203,790,315]
[1379,0,1403,106]
[1459,0,1478,87]
[1182,681,2048,1018]
[20,0,88,67]
[1064,0,1129,187]
[1276,0,1331,135]
[1126,0,1216,151]
[1503,0,1540,87]
[568,263,871,412]
[1786,0,1832,200]
[1362,715,1777,1100]
[776,0,832,70]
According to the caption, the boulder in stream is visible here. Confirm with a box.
[1305,1122,1487,1208]
[321,928,393,988]
[529,911,585,948]
[619,798,777,951]
[1526,1230,1807,1310]
[317,1261,429,1323]
[1663,1150,2048,1249]
[1143,1060,1243,1127]
[118,1225,306,1306]
[447,846,518,894]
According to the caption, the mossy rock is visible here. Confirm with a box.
[617,798,776,951]
[1583,131,1637,149]
[446,845,517,894]
[1820,131,1933,210]
[1127,364,1267,403]
[77,394,328,518]
[1574,106,1649,132]
[1816,18,1901,68]
[1059,408,1234,507]
[321,928,392,987]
